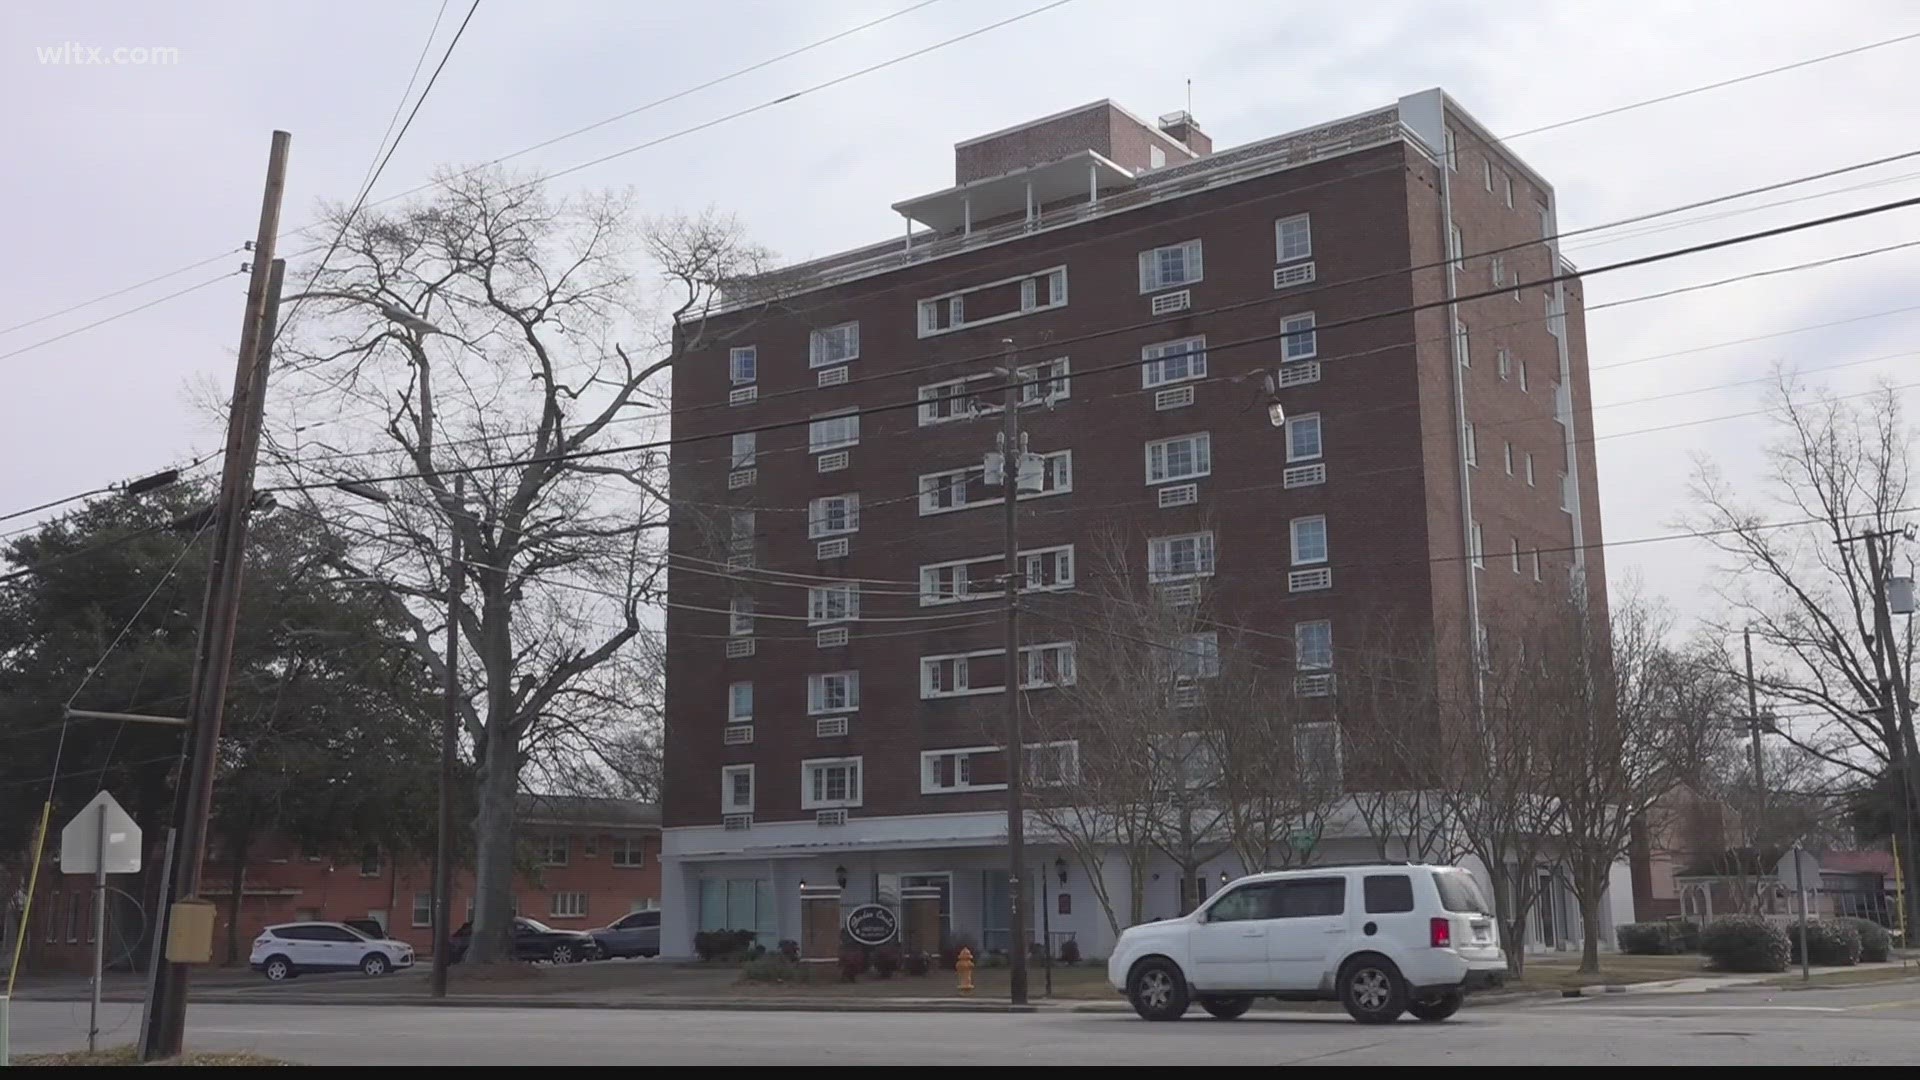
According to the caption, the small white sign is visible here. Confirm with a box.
[60,790,142,876]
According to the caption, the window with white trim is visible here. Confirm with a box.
[1172,631,1220,679]
[1519,358,1530,392]
[1024,642,1076,688]
[918,373,995,424]
[1525,452,1536,487]
[1448,223,1463,265]
[1497,347,1511,381]
[1290,516,1328,566]
[1282,312,1316,361]
[809,322,859,368]
[807,670,859,714]
[1454,319,1470,366]
[412,891,433,927]
[1139,239,1204,293]
[727,681,753,724]
[1145,432,1211,485]
[918,268,1066,336]
[550,891,587,919]
[1295,722,1343,794]
[729,346,757,385]
[919,467,972,513]
[809,410,859,452]
[1491,255,1505,289]
[1027,740,1080,786]
[1532,549,1543,581]
[537,835,569,867]
[1148,531,1216,582]
[1470,522,1485,568]
[730,432,756,470]
[802,757,862,809]
[1510,536,1522,573]
[1505,173,1515,208]
[807,583,858,625]
[612,836,645,868]
[1276,214,1312,263]
[1464,422,1478,466]
[808,494,860,538]
[1483,157,1493,191]
[1286,413,1322,462]
[1295,619,1333,671]
[921,563,970,605]
[922,655,970,697]
[730,510,755,543]
[722,765,754,814]
[923,747,1000,793]
[728,597,753,636]
[1443,127,1458,170]
[1504,441,1514,475]
[918,451,1071,515]
[920,545,1073,605]
[1141,336,1206,388]
[1018,357,1070,406]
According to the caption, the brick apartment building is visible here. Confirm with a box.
[660,90,1621,959]
[10,795,659,971]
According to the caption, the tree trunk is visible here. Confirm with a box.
[224,836,249,966]
[1578,893,1603,974]
[470,726,518,963]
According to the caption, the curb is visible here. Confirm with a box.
[17,992,1047,1014]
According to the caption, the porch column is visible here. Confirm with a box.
[962,195,971,237]
[1025,180,1034,229]
[1088,162,1097,205]
[902,215,911,252]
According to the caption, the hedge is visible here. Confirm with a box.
[1835,917,1894,963]
[1699,915,1790,972]
[1788,920,1861,967]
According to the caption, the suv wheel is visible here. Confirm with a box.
[262,955,294,982]
[1199,995,1253,1020]
[1126,958,1190,1021]
[1339,956,1408,1024]
[551,942,577,964]
[1407,988,1464,1022]
[360,953,391,977]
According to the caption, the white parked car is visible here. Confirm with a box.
[1107,863,1506,1023]
[249,921,415,982]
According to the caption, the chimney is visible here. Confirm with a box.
[1157,111,1211,156]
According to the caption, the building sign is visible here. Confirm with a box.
[844,903,898,946]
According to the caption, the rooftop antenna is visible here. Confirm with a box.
[1185,78,1192,120]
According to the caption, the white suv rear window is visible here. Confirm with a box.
[1433,870,1491,913]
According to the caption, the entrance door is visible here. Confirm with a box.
[1266,876,1350,990]
[1536,870,1559,950]
[1187,880,1283,990]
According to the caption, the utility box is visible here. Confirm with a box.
[165,898,218,963]
[1890,576,1915,616]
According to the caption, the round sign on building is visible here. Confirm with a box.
[844,903,898,946]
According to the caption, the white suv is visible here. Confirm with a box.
[1107,863,1505,1023]
[249,922,414,981]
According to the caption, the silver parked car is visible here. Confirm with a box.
[590,909,660,958]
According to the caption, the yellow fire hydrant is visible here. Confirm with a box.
[956,946,975,994]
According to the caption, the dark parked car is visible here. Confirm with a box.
[590,909,660,959]
[342,918,388,940]
[448,916,598,964]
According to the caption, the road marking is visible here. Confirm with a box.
[1845,999,1920,1011]
[1544,1004,1847,1013]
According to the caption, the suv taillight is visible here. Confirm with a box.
[1430,917,1452,948]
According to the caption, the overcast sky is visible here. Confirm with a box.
[4,0,1918,629]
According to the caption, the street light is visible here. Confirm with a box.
[1262,372,1286,427]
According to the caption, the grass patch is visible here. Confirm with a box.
[1512,954,1709,989]
[731,961,1116,1000]
[16,1045,292,1066]
[1763,963,1920,988]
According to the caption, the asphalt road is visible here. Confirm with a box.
[10,982,1920,1065]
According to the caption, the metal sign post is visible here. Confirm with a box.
[59,791,142,1055]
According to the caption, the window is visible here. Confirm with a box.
[808,410,859,452]
[551,892,587,919]
[728,681,753,724]
[1453,319,1470,366]
[1290,515,1328,565]
[1504,441,1514,475]
[919,467,972,513]
[1022,546,1074,591]
[722,765,755,813]
[1504,173,1515,208]
[922,655,971,697]
[1519,359,1530,392]
[408,892,433,927]
[1275,214,1312,263]
[1435,868,1492,914]
[1141,336,1207,388]
[1207,881,1283,922]
[1277,877,1346,917]
[729,346,757,385]
[1364,874,1416,914]
[1490,255,1505,289]
[808,494,860,538]
[360,846,382,877]
[1525,452,1536,487]
[1139,239,1204,293]
[1286,413,1322,462]
[612,836,645,868]
[802,757,862,809]
[923,748,996,793]
[1281,312,1317,361]
[1470,522,1484,568]
[1510,537,1522,573]
[730,510,754,545]
[1148,531,1216,582]
[1532,549,1543,582]
[1024,643,1076,688]
[1443,126,1457,170]
[1028,740,1080,786]
[807,582,858,624]
[918,374,993,424]
[1448,223,1463,266]
[1149,144,1166,169]
[809,322,859,368]
[919,451,1071,515]
[538,835,569,868]
[1145,432,1211,484]
[920,269,1067,336]
[1497,347,1511,381]
[921,546,1072,604]
[1483,157,1493,191]
[1018,357,1070,406]
[1464,422,1477,466]
[807,671,860,714]
[921,562,969,604]
[1295,619,1333,670]
[729,597,753,636]
[729,432,755,469]
[1294,724,1344,795]
[1172,632,1220,679]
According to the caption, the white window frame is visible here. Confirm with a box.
[1526,452,1537,487]
[1281,312,1316,362]
[1148,531,1217,583]
[1145,432,1212,485]
[1173,631,1221,680]
[1295,619,1334,671]
[1027,740,1081,787]
[1471,522,1485,568]
[1141,336,1207,389]
[550,891,587,919]
[917,267,1067,338]
[801,756,863,809]
[807,670,860,715]
[1023,642,1077,689]
[728,346,757,386]
[1497,347,1511,381]
[920,544,1073,605]
[722,764,754,815]
[611,835,645,868]
[1533,549,1543,582]
[1139,239,1204,293]
[1505,173,1515,208]
[1275,213,1312,263]
[1294,721,1343,793]
[1483,156,1493,192]
[731,432,756,469]
[1453,319,1470,367]
[806,582,859,625]
[1464,422,1478,467]
[921,746,1004,794]
[808,493,860,539]
[728,597,753,636]
[1511,536,1522,573]
[1443,127,1457,170]
[918,451,1072,516]
[921,653,975,698]
[411,891,433,927]
[1290,515,1328,566]
[538,835,569,868]
[1519,358,1530,392]
[1491,255,1505,290]
[1017,357,1070,406]
[1504,441,1514,475]
[1285,413,1322,463]
[917,373,995,425]
[808,410,859,454]
[727,680,753,724]
[809,322,859,368]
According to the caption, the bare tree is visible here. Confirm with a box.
[1337,622,1466,865]
[1206,645,1344,874]
[264,168,772,962]
[1688,374,1920,922]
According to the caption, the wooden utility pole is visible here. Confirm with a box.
[432,477,465,997]
[997,340,1029,1006]
[142,130,290,1061]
